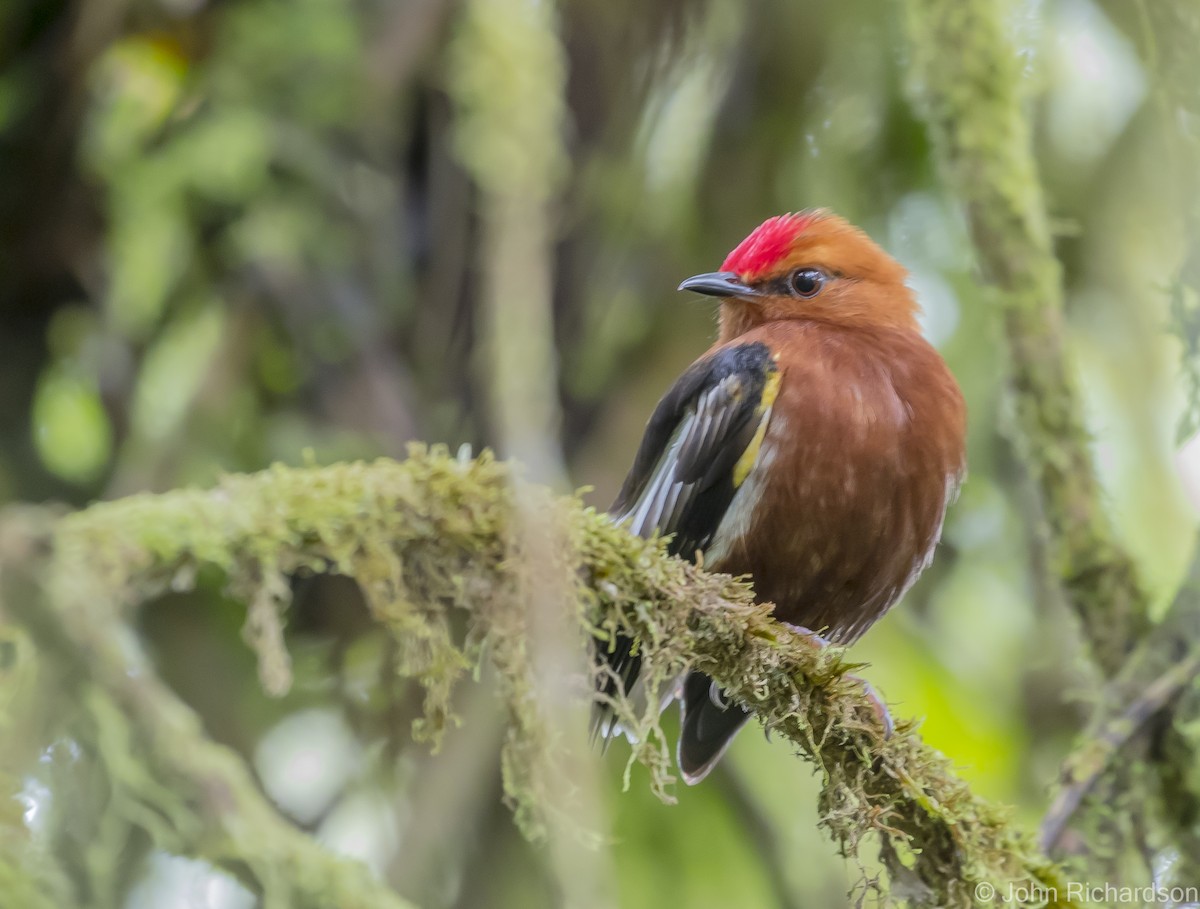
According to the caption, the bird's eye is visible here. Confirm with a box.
[789,268,825,298]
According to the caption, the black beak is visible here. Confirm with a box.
[677,271,760,298]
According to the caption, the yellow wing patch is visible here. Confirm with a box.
[732,365,780,487]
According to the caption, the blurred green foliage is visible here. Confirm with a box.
[1,0,1198,906]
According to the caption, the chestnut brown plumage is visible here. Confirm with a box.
[594,210,967,783]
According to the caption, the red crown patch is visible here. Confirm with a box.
[721,212,821,278]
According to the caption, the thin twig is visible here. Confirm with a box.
[1041,650,1200,853]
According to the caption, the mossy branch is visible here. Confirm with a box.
[902,0,1152,676]
[1,449,1072,908]
[0,508,421,909]
[903,0,1200,880]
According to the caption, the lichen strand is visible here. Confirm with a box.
[39,448,1068,906]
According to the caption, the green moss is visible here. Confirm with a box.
[0,447,1069,906]
[897,0,1200,894]
[902,0,1150,678]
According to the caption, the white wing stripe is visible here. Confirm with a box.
[617,372,759,543]
[624,415,690,535]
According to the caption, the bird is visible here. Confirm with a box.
[593,210,967,784]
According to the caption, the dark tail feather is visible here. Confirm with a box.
[677,671,750,784]
[590,632,641,748]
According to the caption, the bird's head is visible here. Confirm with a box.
[679,210,919,339]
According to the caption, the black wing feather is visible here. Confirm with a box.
[593,342,777,740]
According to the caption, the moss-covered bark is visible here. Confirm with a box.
[1,509,421,909]
[0,449,1072,908]
[901,0,1150,678]
[903,0,1200,887]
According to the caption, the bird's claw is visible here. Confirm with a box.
[778,621,894,739]
[778,622,833,648]
[847,675,894,739]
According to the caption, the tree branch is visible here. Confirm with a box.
[1040,645,1200,854]
[901,0,1152,676]
[0,508,421,909]
[903,0,1200,880]
[0,450,1073,907]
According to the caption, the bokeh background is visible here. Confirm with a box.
[3,0,1197,906]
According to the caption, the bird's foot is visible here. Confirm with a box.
[778,622,894,739]
[778,622,833,648]
[848,675,894,738]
